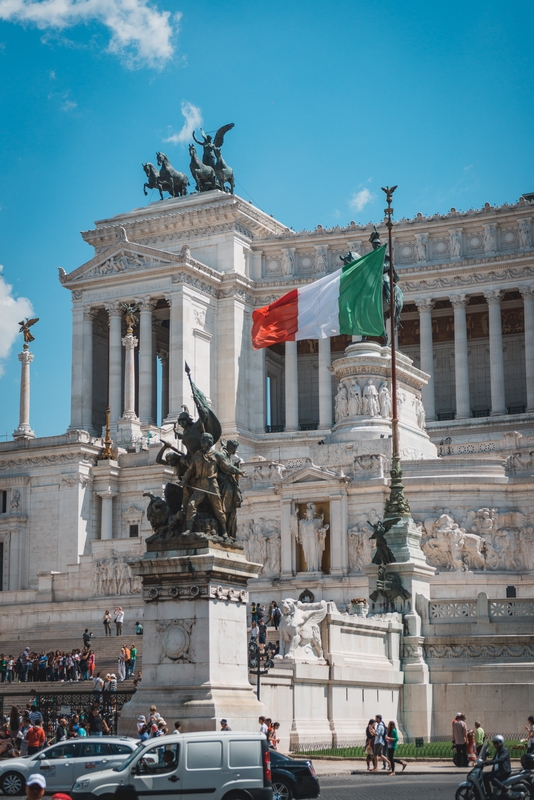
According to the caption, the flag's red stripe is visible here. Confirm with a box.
[251,289,299,349]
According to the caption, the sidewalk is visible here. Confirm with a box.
[307,757,513,776]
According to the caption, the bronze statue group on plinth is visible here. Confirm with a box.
[143,122,235,199]
[144,364,244,549]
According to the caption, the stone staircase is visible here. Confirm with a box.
[0,631,143,712]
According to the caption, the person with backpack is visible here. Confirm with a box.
[271,603,282,631]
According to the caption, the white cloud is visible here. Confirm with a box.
[0,0,179,69]
[0,266,34,376]
[164,101,202,144]
[349,187,375,212]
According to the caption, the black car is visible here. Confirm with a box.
[269,749,321,800]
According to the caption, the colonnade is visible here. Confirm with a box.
[280,286,534,428]
[416,287,534,419]
[71,296,177,433]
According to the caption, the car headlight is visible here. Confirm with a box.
[74,779,90,790]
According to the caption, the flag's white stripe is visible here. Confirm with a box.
[295,268,342,340]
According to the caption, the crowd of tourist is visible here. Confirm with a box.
[0,648,97,683]
[250,600,282,629]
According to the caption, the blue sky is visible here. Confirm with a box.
[0,0,532,438]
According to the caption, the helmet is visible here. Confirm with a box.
[492,735,505,747]
[521,752,534,771]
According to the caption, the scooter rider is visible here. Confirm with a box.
[483,735,512,796]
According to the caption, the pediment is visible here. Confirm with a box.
[59,239,219,288]
[279,464,346,485]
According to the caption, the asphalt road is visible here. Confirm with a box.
[319,772,459,800]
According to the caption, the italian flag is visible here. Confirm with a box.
[251,246,386,349]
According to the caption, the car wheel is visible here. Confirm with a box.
[1,771,26,796]
[455,786,476,800]
[272,780,293,800]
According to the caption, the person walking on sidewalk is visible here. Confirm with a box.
[365,719,376,771]
[385,720,407,774]
[373,714,390,772]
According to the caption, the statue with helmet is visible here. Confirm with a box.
[144,363,245,548]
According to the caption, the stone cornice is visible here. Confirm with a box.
[81,192,290,251]
[256,197,534,243]
[398,253,534,297]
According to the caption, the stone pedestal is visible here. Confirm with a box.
[328,341,436,460]
[119,538,264,735]
[364,515,436,739]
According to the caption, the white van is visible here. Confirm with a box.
[71,731,273,800]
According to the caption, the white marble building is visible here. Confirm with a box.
[1,189,534,741]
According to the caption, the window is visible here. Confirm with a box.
[129,524,139,538]
[229,740,261,768]
[138,742,180,774]
[79,742,110,757]
[45,743,78,760]
[109,743,135,755]
[0,491,6,514]
[186,741,222,771]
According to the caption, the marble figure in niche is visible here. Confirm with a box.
[518,218,532,249]
[362,380,380,417]
[450,229,462,258]
[379,383,392,418]
[293,502,329,572]
[348,380,362,416]
[334,381,349,422]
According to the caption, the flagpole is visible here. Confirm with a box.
[383,186,398,461]
[382,186,411,518]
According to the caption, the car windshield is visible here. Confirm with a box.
[114,744,144,773]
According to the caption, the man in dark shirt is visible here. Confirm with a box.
[88,708,109,737]
[83,629,92,648]
[483,735,511,796]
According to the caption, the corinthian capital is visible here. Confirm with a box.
[519,285,534,299]
[450,294,469,309]
[416,298,435,312]
[484,289,502,305]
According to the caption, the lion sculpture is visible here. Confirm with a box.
[275,598,328,661]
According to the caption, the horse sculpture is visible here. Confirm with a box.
[142,162,166,200]
[189,144,219,192]
[213,147,235,194]
[156,152,189,197]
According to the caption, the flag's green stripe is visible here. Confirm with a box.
[338,246,386,336]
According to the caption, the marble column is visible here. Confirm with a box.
[151,319,158,425]
[166,290,192,421]
[285,341,299,431]
[106,303,123,428]
[416,298,436,421]
[520,286,534,411]
[69,304,84,429]
[485,290,506,415]
[98,491,117,540]
[81,307,96,432]
[318,337,332,428]
[280,500,294,577]
[121,329,139,421]
[158,351,169,421]
[450,295,471,419]
[13,348,35,439]
[138,299,156,425]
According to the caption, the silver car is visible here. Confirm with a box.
[0,736,138,796]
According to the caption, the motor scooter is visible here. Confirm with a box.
[456,742,529,800]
